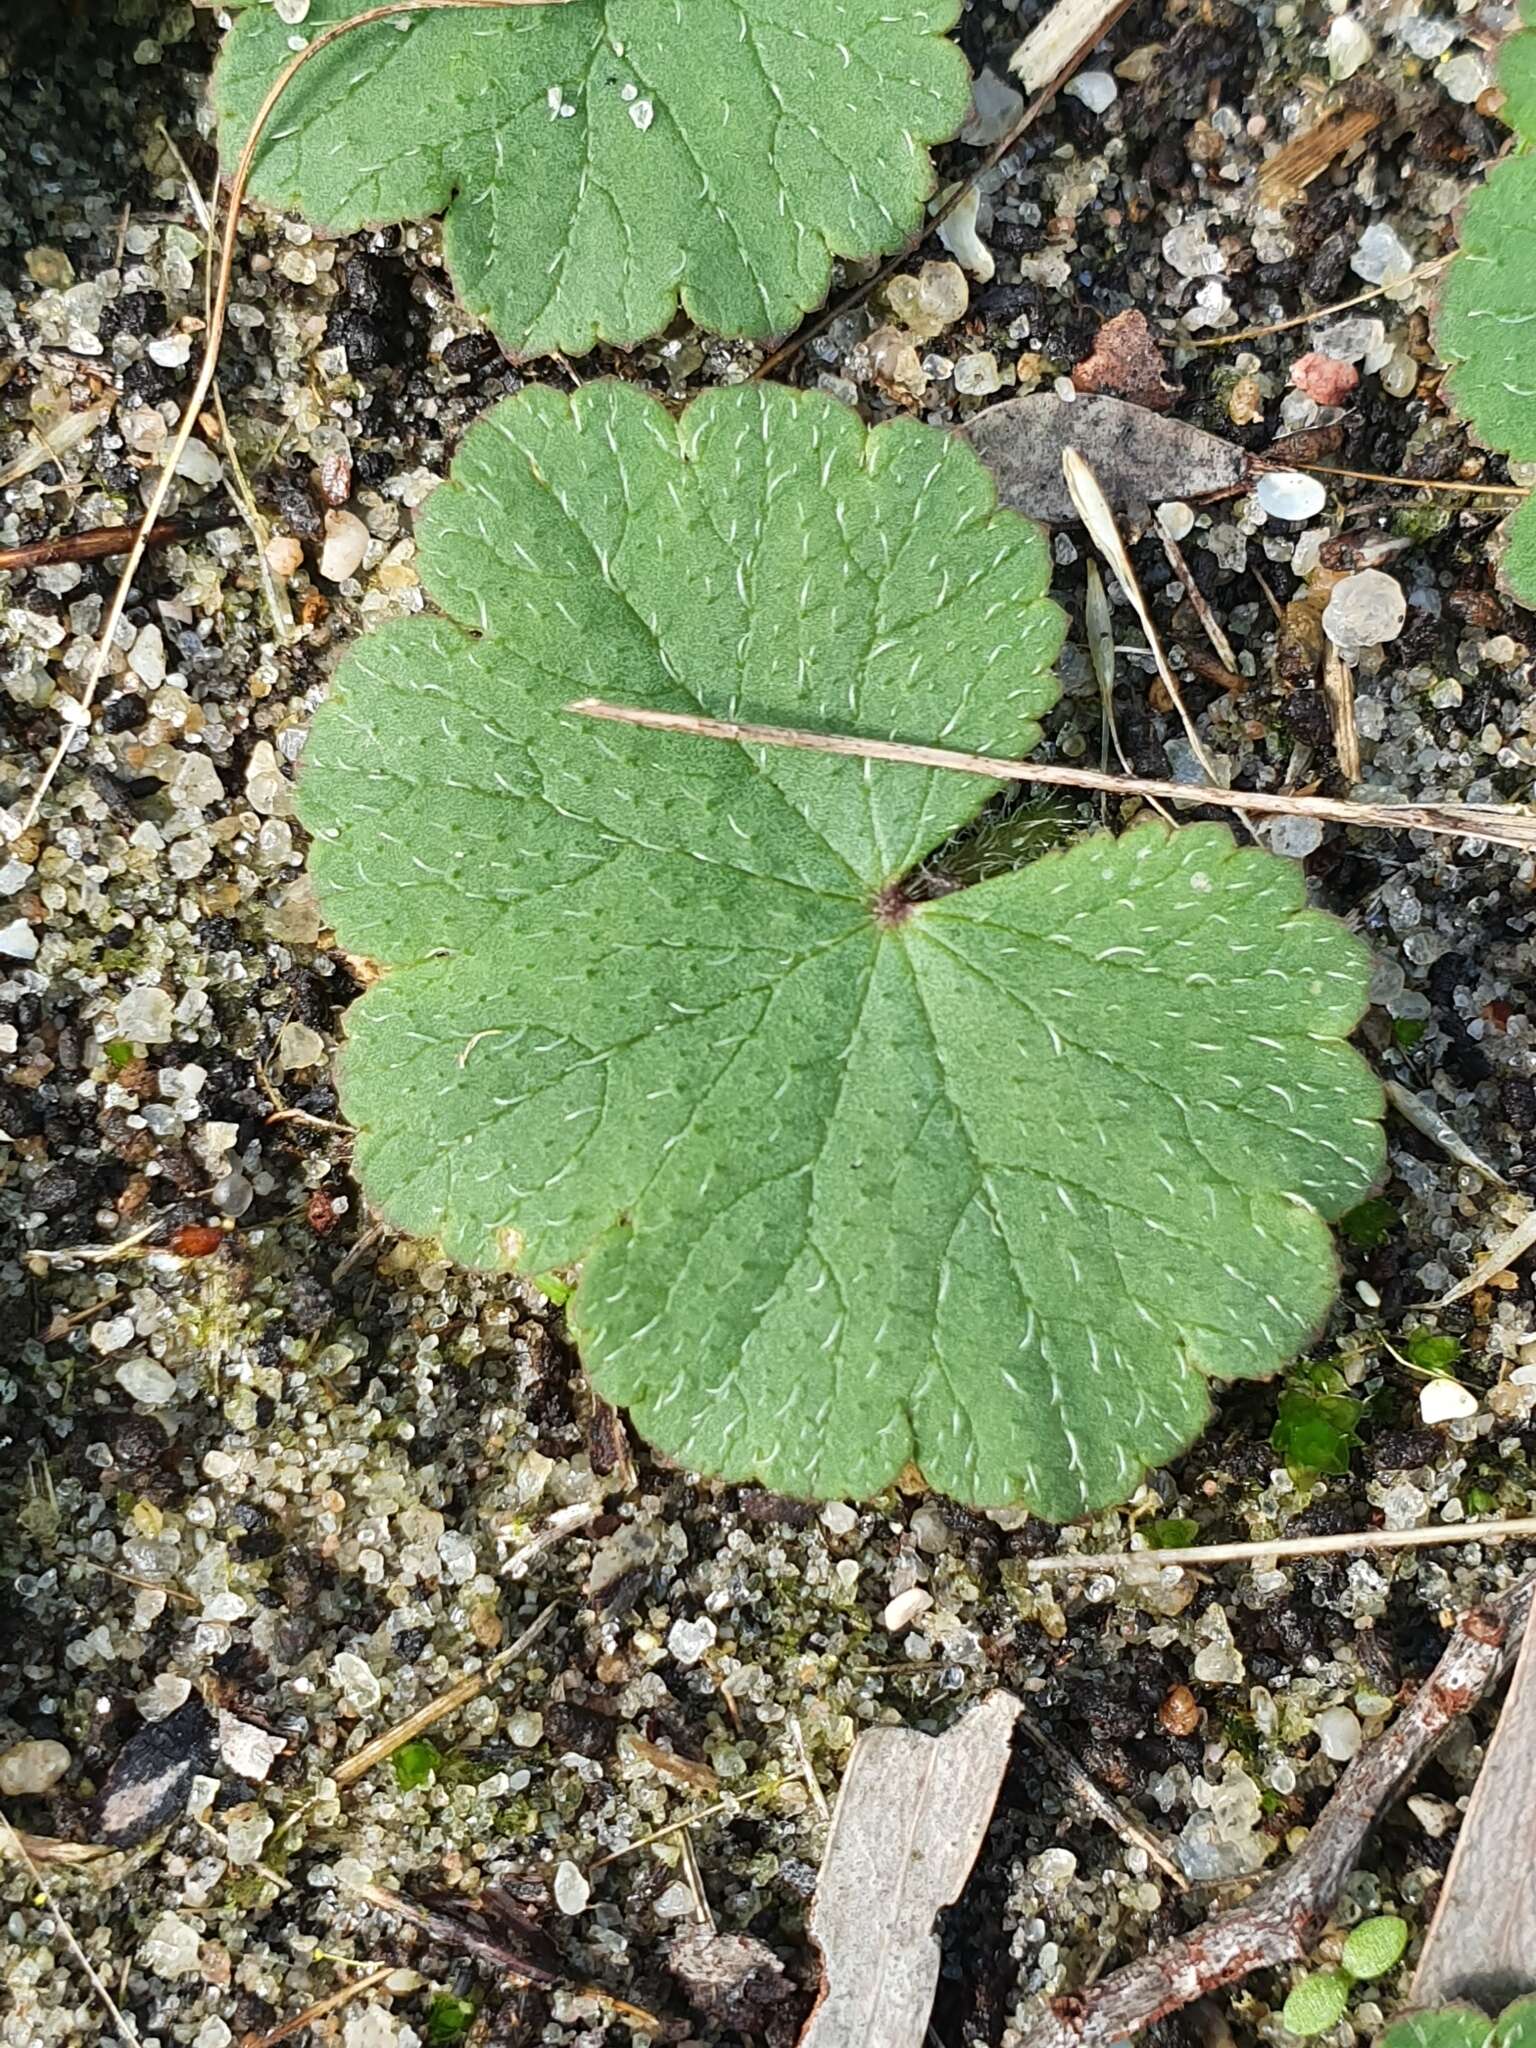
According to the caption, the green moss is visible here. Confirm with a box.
[393,1738,442,1790]
[492,1799,543,1838]
[425,1994,476,2043]
[1392,503,1453,545]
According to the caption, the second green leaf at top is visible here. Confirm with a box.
[213,0,971,358]
[298,379,1386,1518]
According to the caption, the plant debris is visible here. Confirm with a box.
[801,1691,1022,2048]
[965,393,1247,524]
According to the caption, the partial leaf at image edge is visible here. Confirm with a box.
[211,0,972,358]
[1436,4,1536,603]
[298,378,1385,1517]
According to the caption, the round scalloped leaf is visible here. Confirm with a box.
[212,0,971,357]
[298,379,1384,1516]
[1495,2002,1536,2048]
[1439,154,1536,462]
[1380,2014,1496,2048]
[1435,6,1536,604]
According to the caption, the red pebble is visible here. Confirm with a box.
[169,1223,223,1257]
[1289,351,1359,406]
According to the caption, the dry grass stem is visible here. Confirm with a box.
[1061,448,1232,805]
[1157,519,1239,673]
[755,0,1137,378]
[333,1598,558,1790]
[587,1785,775,1870]
[1195,254,1455,346]
[1064,452,1236,802]
[1263,459,1529,499]
[1026,1516,1536,1575]
[0,1813,141,2048]
[1384,1078,1511,1184]
[0,1830,114,1870]
[1016,1709,1187,1887]
[0,517,194,574]
[240,1965,396,2048]
[155,117,295,646]
[1256,108,1380,205]
[12,0,565,838]
[567,699,1536,853]
[1322,641,1361,782]
[348,1881,662,2030]
[1432,1206,1536,1308]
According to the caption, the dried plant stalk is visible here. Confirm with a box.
[13,0,566,837]
[1015,1577,1536,2048]
[1257,108,1380,205]
[567,700,1536,853]
[1025,1517,1536,1575]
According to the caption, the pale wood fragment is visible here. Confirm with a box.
[799,1691,1021,2048]
[1413,1616,1536,2007]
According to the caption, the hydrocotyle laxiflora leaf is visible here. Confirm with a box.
[212,0,971,357]
[1436,0,1536,599]
[299,380,1384,1516]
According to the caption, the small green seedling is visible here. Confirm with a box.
[1273,1384,1361,1482]
[1437,0,1536,605]
[1402,1330,1462,1375]
[425,1992,476,2044]
[1339,1196,1398,1250]
[1284,1970,1354,2039]
[392,1738,442,1790]
[298,379,1386,1515]
[213,0,971,357]
[1281,1916,1408,2037]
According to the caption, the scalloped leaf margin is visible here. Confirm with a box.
[213,0,972,358]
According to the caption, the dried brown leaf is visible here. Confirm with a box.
[964,393,1246,525]
[1071,310,1180,411]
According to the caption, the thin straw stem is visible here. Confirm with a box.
[1193,254,1455,347]
[15,0,563,836]
[566,699,1536,853]
[1026,1515,1536,1575]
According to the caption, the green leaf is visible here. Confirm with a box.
[1435,14,1536,604]
[1380,2014,1496,2048]
[1272,1387,1360,1480]
[393,1738,442,1790]
[1339,1196,1397,1249]
[1494,2000,1536,2048]
[1282,1969,1352,2038]
[1404,1329,1461,1374]
[426,1994,476,2044]
[299,380,1384,1517]
[212,0,971,357]
[1143,1517,1200,1549]
[1382,2000,1536,2048]
[1339,1913,1407,1980]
